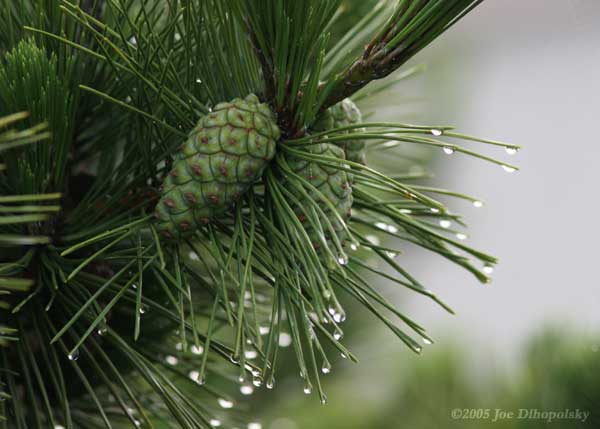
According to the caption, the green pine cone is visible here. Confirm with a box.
[314,98,367,165]
[155,94,280,238]
[287,143,353,253]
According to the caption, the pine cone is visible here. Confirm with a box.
[314,98,366,165]
[155,94,280,238]
[287,143,353,253]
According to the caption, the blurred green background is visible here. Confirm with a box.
[236,1,600,428]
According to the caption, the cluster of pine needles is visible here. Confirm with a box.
[0,1,518,428]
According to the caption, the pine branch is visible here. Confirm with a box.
[321,0,483,110]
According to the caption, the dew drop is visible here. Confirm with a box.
[320,394,328,405]
[321,362,332,374]
[252,375,263,387]
[505,146,518,155]
[218,398,234,409]
[139,306,146,315]
[54,425,66,429]
[333,330,343,340]
[240,385,254,395]
[245,350,258,360]
[501,165,516,173]
[442,146,455,155]
[340,353,348,359]
[266,379,275,389]
[278,333,292,347]
[439,220,451,229]
[210,419,222,427]
[259,326,270,335]
[422,338,433,345]
[337,256,349,266]
[188,370,200,382]
[195,78,202,84]
[68,350,79,361]
[248,423,262,429]
[430,208,440,214]
[483,265,494,275]
[456,233,468,241]
[125,96,133,104]
[97,326,107,336]
[350,243,359,251]
[375,222,388,230]
[189,251,200,261]
[174,33,182,42]
[191,344,204,355]
[229,354,240,364]
[399,209,412,214]
[129,36,137,45]
[473,200,484,208]
[303,384,312,395]
[431,129,443,137]
[165,355,179,366]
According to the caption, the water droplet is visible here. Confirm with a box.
[68,350,79,361]
[125,96,132,104]
[266,379,275,389]
[399,209,412,214]
[501,165,516,173]
[473,200,484,208]
[139,306,146,315]
[210,419,222,427]
[55,425,66,429]
[218,398,234,409]
[278,333,292,347]
[439,220,451,229]
[189,251,199,261]
[505,146,518,155]
[422,338,433,345]
[175,342,183,351]
[414,345,423,353]
[190,344,204,355]
[240,385,254,395]
[259,326,270,335]
[333,330,343,340]
[129,36,137,45]
[229,354,240,364]
[375,222,388,230]
[483,265,494,275]
[174,33,182,42]
[244,350,258,359]
[350,243,359,251]
[337,255,349,266]
[333,312,345,323]
[431,129,443,137]
[252,375,263,387]
[165,355,179,365]
[248,423,262,429]
[320,394,328,405]
[442,146,455,155]
[97,326,107,336]
[366,234,380,245]
[321,362,332,374]
[430,208,440,213]
[340,353,347,359]
[195,78,202,84]
[188,370,200,382]
[303,384,312,395]
[456,233,468,241]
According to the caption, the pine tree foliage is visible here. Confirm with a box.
[0,1,519,428]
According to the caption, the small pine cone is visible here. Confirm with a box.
[314,98,366,165]
[286,143,353,253]
[155,94,280,239]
